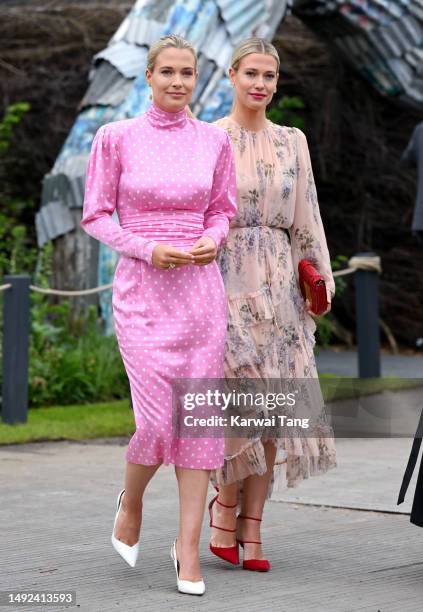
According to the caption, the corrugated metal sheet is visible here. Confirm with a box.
[35,200,75,246]
[81,63,134,109]
[200,22,232,69]
[295,0,423,108]
[41,170,87,211]
[216,0,267,44]
[94,41,147,78]
[111,0,173,46]
[36,0,423,326]
[258,0,293,39]
[185,0,219,48]
[192,54,218,105]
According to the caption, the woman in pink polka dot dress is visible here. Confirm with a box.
[81,35,237,594]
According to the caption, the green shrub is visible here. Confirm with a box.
[267,95,306,129]
[28,245,129,407]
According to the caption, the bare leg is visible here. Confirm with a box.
[237,441,277,560]
[114,461,161,546]
[174,466,210,581]
[209,481,238,547]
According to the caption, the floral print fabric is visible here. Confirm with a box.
[211,117,337,495]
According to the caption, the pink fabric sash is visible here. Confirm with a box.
[120,210,204,249]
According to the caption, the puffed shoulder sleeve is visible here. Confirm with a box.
[81,124,158,265]
[289,128,335,302]
[202,131,237,248]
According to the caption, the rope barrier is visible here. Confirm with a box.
[1,255,381,296]
[332,254,382,278]
[29,283,113,296]
[347,254,382,274]
[332,268,354,278]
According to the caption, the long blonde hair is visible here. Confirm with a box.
[230,37,280,72]
[147,34,197,118]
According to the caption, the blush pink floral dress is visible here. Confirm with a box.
[81,103,237,470]
[211,116,337,496]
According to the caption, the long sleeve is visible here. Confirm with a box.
[290,128,335,302]
[81,124,158,265]
[202,132,237,248]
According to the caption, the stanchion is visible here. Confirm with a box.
[352,252,381,378]
[1,275,30,424]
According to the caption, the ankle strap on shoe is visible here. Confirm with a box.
[209,495,237,532]
[216,497,237,509]
[238,514,262,522]
[237,538,262,544]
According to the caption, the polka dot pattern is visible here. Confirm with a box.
[80,102,238,469]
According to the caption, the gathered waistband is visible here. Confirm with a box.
[120,210,204,248]
[230,225,290,237]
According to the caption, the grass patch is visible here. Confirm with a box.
[0,399,134,445]
[320,375,423,402]
[1,376,422,445]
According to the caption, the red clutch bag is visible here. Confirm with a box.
[298,259,328,315]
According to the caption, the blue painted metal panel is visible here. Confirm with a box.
[36,0,423,329]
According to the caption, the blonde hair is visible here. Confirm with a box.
[147,34,197,118]
[230,37,280,72]
[147,34,198,73]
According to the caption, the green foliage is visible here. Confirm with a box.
[267,96,305,129]
[0,102,35,278]
[0,102,31,155]
[28,245,129,407]
[0,101,129,408]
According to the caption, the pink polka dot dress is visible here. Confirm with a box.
[81,102,237,470]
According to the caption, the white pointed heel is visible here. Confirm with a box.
[111,489,139,568]
[170,539,205,596]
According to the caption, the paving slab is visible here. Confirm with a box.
[1,438,423,612]
[316,349,423,378]
[272,438,418,513]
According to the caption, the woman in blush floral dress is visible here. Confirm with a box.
[208,38,336,572]
[81,35,237,595]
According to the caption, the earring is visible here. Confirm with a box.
[149,94,152,100]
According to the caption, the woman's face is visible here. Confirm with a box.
[146,47,197,112]
[229,53,279,111]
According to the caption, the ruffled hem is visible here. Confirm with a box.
[216,280,336,497]
[227,286,275,326]
[210,426,337,499]
[212,439,268,487]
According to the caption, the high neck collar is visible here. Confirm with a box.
[146,101,188,129]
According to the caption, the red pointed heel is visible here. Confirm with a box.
[237,515,271,572]
[208,494,239,565]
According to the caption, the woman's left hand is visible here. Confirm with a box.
[189,237,217,265]
[305,298,332,317]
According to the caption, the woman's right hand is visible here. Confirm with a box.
[151,244,195,269]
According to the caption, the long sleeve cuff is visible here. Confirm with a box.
[142,240,159,266]
[202,227,225,249]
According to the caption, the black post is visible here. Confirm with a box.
[2,275,30,424]
[354,253,381,378]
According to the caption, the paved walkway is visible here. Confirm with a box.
[316,349,423,378]
[1,435,422,612]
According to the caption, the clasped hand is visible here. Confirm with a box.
[305,298,332,317]
[151,237,217,270]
